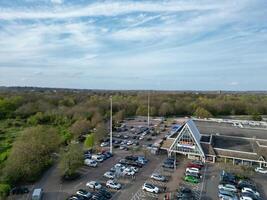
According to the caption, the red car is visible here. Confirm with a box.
[187,163,202,169]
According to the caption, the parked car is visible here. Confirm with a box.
[122,168,135,176]
[86,181,102,190]
[106,180,121,190]
[100,142,109,147]
[186,167,200,174]
[104,152,113,158]
[96,189,112,199]
[10,186,29,195]
[218,184,237,193]
[240,192,263,200]
[255,167,267,174]
[91,155,104,162]
[68,195,84,200]
[103,171,115,179]
[162,162,174,169]
[84,159,98,167]
[176,187,194,200]
[191,160,204,167]
[185,171,202,179]
[32,188,43,200]
[142,183,159,194]
[151,173,167,182]
[241,187,260,197]
[237,180,256,190]
[184,176,199,184]
[218,189,239,200]
[76,189,92,199]
[187,163,202,169]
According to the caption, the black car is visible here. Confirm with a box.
[125,156,138,161]
[10,187,29,195]
[97,189,112,199]
[176,187,194,200]
[92,193,108,200]
[162,162,174,169]
[237,180,256,190]
[128,160,143,168]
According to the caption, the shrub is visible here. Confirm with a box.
[0,183,11,198]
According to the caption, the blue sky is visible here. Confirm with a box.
[0,0,267,90]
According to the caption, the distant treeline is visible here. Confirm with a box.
[0,90,267,121]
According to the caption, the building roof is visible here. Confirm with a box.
[187,119,202,143]
[214,148,264,161]
[201,143,216,156]
[161,138,175,150]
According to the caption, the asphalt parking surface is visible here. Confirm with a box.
[201,163,267,200]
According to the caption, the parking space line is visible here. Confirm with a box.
[199,164,207,200]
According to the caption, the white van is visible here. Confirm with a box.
[84,159,98,167]
[32,188,43,200]
[91,154,104,162]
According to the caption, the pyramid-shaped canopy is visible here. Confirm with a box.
[170,119,205,157]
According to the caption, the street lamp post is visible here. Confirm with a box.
[148,92,150,128]
[110,96,113,154]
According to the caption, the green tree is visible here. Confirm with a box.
[113,110,125,124]
[94,123,107,145]
[194,107,213,118]
[158,102,173,116]
[84,134,95,149]
[70,119,91,139]
[59,144,83,177]
[251,113,262,121]
[2,126,61,183]
[0,183,11,198]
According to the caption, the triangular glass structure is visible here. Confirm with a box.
[170,120,205,158]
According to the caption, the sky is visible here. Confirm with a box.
[0,0,267,90]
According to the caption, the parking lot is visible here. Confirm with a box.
[8,117,267,200]
[201,163,267,200]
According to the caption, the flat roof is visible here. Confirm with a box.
[195,120,267,140]
[212,135,254,153]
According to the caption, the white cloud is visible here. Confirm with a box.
[51,0,64,4]
[0,1,230,20]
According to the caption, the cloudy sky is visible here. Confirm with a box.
[0,0,267,90]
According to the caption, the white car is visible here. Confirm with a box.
[106,180,121,190]
[76,189,92,198]
[127,140,133,145]
[84,159,98,167]
[103,171,115,179]
[241,187,260,197]
[123,168,135,176]
[100,142,109,147]
[142,183,159,193]
[218,184,237,193]
[129,166,138,173]
[151,173,167,182]
[186,167,199,174]
[86,181,102,190]
[115,163,126,170]
[240,194,254,200]
[255,167,267,174]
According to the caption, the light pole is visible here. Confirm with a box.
[110,96,113,154]
[148,92,150,128]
